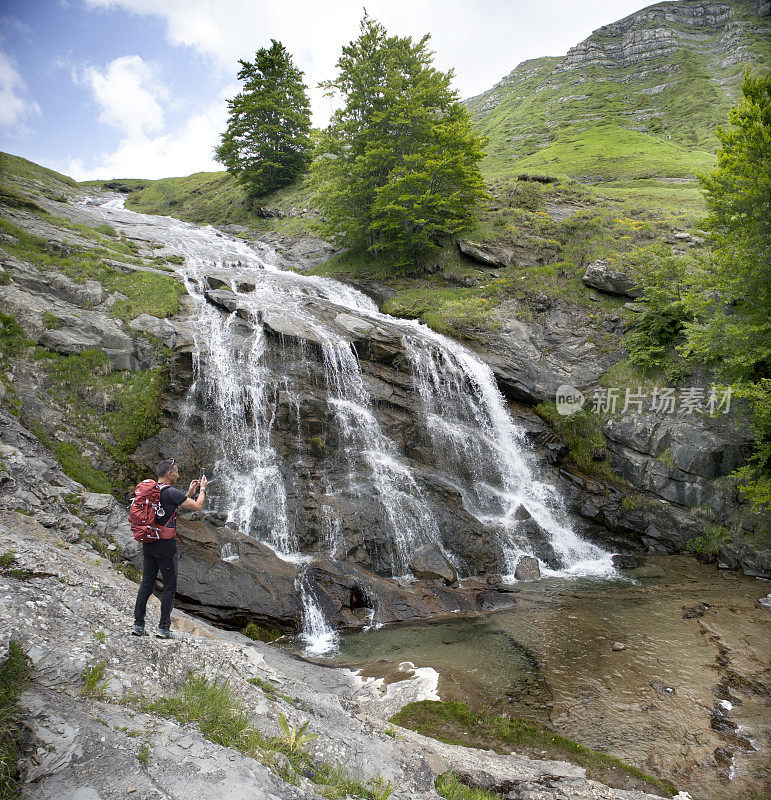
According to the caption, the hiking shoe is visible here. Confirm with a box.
[156,628,174,640]
[131,625,147,637]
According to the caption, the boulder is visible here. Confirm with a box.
[611,553,646,570]
[409,544,458,585]
[457,239,513,268]
[582,260,642,298]
[204,289,238,313]
[128,314,181,348]
[514,555,541,581]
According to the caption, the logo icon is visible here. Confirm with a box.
[556,384,585,416]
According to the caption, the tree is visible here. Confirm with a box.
[681,71,771,509]
[216,41,312,198]
[314,15,488,264]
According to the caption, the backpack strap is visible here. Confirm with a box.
[157,484,185,544]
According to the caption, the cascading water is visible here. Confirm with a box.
[94,196,613,654]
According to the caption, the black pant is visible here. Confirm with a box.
[134,538,179,630]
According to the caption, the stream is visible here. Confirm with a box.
[90,197,770,800]
[286,556,770,800]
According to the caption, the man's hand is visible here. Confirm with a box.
[187,480,200,498]
[199,475,208,491]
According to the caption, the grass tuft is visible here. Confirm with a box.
[391,701,678,797]
[0,639,33,799]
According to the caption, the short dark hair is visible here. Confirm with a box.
[157,458,175,478]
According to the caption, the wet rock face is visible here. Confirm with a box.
[135,284,511,586]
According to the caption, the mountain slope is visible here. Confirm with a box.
[466,0,770,178]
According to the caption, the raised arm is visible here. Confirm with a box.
[180,475,207,511]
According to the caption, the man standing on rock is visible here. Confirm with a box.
[132,458,207,639]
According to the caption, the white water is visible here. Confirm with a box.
[92,196,614,654]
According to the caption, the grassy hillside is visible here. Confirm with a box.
[0,152,79,208]
[466,0,769,180]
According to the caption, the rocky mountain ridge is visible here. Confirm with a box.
[465,0,770,170]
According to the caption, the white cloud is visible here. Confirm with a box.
[66,96,227,180]
[0,47,41,135]
[82,0,655,126]
[80,55,167,138]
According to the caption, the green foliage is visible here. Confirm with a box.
[81,660,109,698]
[436,772,503,800]
[730,379,771,510]
[0,217,184,322]
[621,251,694,381]
[0,311,32,356]
[315,14,488,264]
[248,676,279,700]
[276,712,318,754]
[95,223,118,237]
[392,701,677,797]
[136,743,150,765]
[241,621,283,643]
[0,639,33,800]
[148,670,262,752]
[216,41,312,198]
[382,287,498,339]
[54,442,113,494]
[686,524,732,555]
[680,72,771,509]
[93,630,107,644]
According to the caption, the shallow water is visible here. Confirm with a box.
[286,557,771,799]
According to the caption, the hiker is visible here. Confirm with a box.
[132,458,207,639]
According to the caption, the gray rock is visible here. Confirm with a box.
[409,544,458,585]
[457,239,513,268]
[128,314,181,347]
[582,260,642,298]
[82,492,113,514]
[514,555,541,581]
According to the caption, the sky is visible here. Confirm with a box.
[0,0,658,181]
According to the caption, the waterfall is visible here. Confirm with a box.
[298,575,339,655]
[94,197,614,653]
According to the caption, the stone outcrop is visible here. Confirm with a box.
[582,260,642,298]
[1,514,666,800]
[457,238,514,269]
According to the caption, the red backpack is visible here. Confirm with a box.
[129,480,176,542]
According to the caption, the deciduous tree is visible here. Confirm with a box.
[314,16,487,264]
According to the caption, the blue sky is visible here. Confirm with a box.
[1,0,656,180]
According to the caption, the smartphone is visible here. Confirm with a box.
[200,468,205,480]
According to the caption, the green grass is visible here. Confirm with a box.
[391,701,677,797]
[53,442,112,494]
[0,151,78,195]
[435,772,503,800]
[81,660,109,699]
[0,640,33,800]
[143,671,399,799]
[113,169,319,237]
[496,125,716,182]
[0,217,185,322]
[242,621,283,643]
[464,9,760,180]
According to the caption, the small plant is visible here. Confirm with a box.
[93,630,106,644]
[81,660,109,699]
[686,524,732,556]
[366,775,396,800]
[0,639,33,798]
[0,552,15,568]
[136,743,150,765]
[276,712,318,755]
[248,676,278,699]
[242,621,283,642]
[436,771,502,800]
[384,725,404,740]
